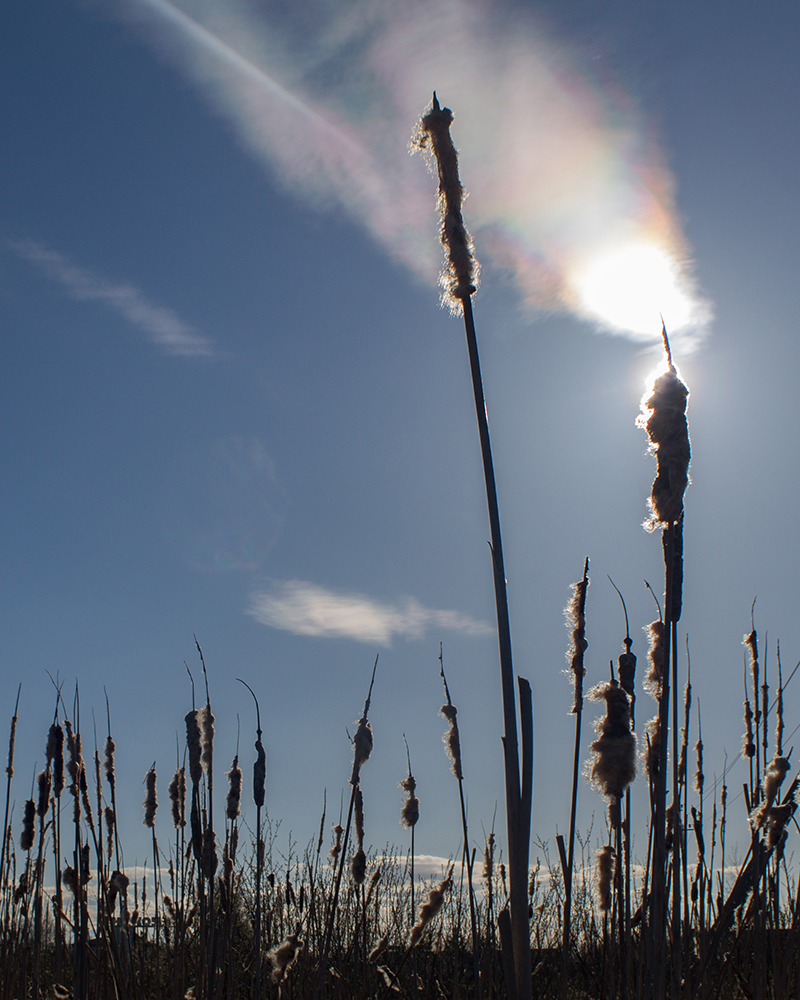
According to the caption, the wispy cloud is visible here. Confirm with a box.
[247,580,493,646]
[119,0,711,348]
[9,239,213,357]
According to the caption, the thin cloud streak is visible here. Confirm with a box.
[247,580,494,646]
[9,239,213,357]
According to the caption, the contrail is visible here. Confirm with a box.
[136,0,362,153]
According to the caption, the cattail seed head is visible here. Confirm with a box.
[483,832,495,882]
[105,805,115,861]
[644,620,666,699]
[143,767,157,828]
[369,934,388,962]
[351,847,367,884]
[411,95,479,314]
[743,697,755,758]
[185,710,203,786]
[330,823,344,862]
[408,871,453,947]
[618,642,636,700]
[202,825,217,880]
[440,704,463,779]
[169,767,186,829]
[226,755,242,820]
[201,705,214,784]
[37,769,51,819]
[645,715,663,780]
[104,735,115,791]
[596,845,615,912]
[564,566,589,714]
[354,786,365,850]
[694,734,704,796]
[269,924,303,983]
[253,738,266,808]
[20,799,35,851]
[752,755,792,829]
[351,716,373,785]
[400,773,420,829]
[637,348,690,529]
[586,681,636,800]
[6,710,18,779]
[49,724,64,797]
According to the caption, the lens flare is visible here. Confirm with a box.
[568,242,702,340]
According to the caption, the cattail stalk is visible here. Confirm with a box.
[439,647,481,1000]
[559,560,589,1000]
[0,685,21,894]
[239,678,265,1000]
[413,93,532,1000]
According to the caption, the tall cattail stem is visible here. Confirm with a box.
[0,684,21,895]
[461,292,532,1000]
[560,558,589,1000]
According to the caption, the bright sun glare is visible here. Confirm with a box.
[569,242,697,338]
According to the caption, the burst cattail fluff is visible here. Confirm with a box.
[20,799,35,851]
[369,934,388,962]
[399,773,419,828]
[644,620,666,698]
[351,715,373,785]
[440,704,463,779]
[743,696,755,758]
[596,845,615,912]
[201,705,214,784]
[185,710,203,786]
[752,755,791,829]
[637,344,690,528]
[143,767,157,828]
[408,871,453,946]
[329,823,344,862]
[226,755,242,820]
[269,923,303,983]
[586,681,636,800]
[410,94,479,312]
[765,803,794,850]
[564,565,589,714]
[169,767,186,829]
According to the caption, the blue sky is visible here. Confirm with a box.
[3,0,800,873]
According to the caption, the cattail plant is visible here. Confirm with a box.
[412,94,532,1000]
[637,326,690,1000]
[399,737,419,936]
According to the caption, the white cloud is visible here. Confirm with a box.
[247,580,494,646]
[9,239,213,357]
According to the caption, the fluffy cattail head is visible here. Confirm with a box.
[400,774,420,829]
[410,94,479,313]
[596,845,615,912]
[440,704,463,779]
[143,767,157,828]
[637,342,691,529]
[201,705,214,783]
[269,924,303,983]
[645,715,663,780]
[408,870,453,947]
[226,755,242,820]
[586,681,636,799]
[644,620,667,699]
[169,767,186,829]
[752,755,792,829]
[351,847,367,884]
[351,716,373,786]
[329,823,344,862]
[564,565,589,714]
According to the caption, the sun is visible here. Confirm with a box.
[568,241,697,338]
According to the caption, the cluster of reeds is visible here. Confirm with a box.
[5,94,800,1000]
